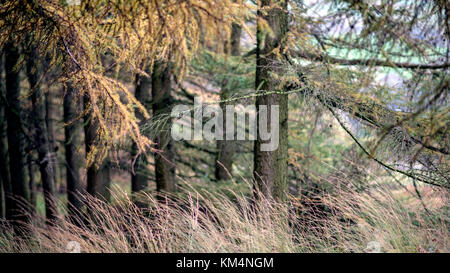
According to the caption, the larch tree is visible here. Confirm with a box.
[152,61,176,196]
[63,83,83,222]
[25,41,59,223]
[253,0,289,201]
[0,0,246,168]
[84,100,111,202]
[0,0,248,227]
[0,165,3,219]
[281,0,449,189]
[215,23,243,181]
[4,41,31,229]
[0,53,9,220]
[44,86,59,189]
[131,66,152,207]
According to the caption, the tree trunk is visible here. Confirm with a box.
[0,53,9,220]
[26,46,58,223]
[152,61,176,196]
[253,0,289,201]
[27,153,36,212]
[45,88,59,191]
[215,23,242,181]
[85,158,110,202]
[0,53,6,219]
[0,164,3,219]
[84,100,111,202]
[4,42,31,229]
[64,84,83,222]
[0,62,13,221]
[131,69,151,207]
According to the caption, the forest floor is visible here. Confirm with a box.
[1,172,448,253]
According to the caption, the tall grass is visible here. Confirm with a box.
[0,181,448,253]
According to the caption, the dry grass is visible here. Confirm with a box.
[0,179,447,253]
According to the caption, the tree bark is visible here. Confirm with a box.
[45,88,59,190]
[0,53,6,219]
[152,61,176,196]
[86,159,110,202]
[4,42,31,229]
[0,162,3,219]
[26,46,58,223]
[131,69,151,207]
[84,100,111,202]
[215,23,242,181]
[253,0,289,201]
[64,84,83,222]
[27,153,37,212]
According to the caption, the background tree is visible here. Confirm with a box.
[26,151,36,213]
[215,23,243,181]
[4,41,30,229]
[25,41,59,223]
[63,83,83,222]
[44,85,59,190]
[0,53,8,220]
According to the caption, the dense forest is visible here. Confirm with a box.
[0,0,448,253]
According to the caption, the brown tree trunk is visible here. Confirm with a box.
[26,46,58,223]
[0,53,7,219]
[85,158,110,202]
[253,0,289,201]
[131,69,151,207]
[0,163,3,219]
[4,42,31,230]
[45,88,59,190]
[152,61,176,196]
[215,23,242,181]
[64,84,83,222]
[27,153,37,212]
[0,56,13,221]
[84,100,111,202]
